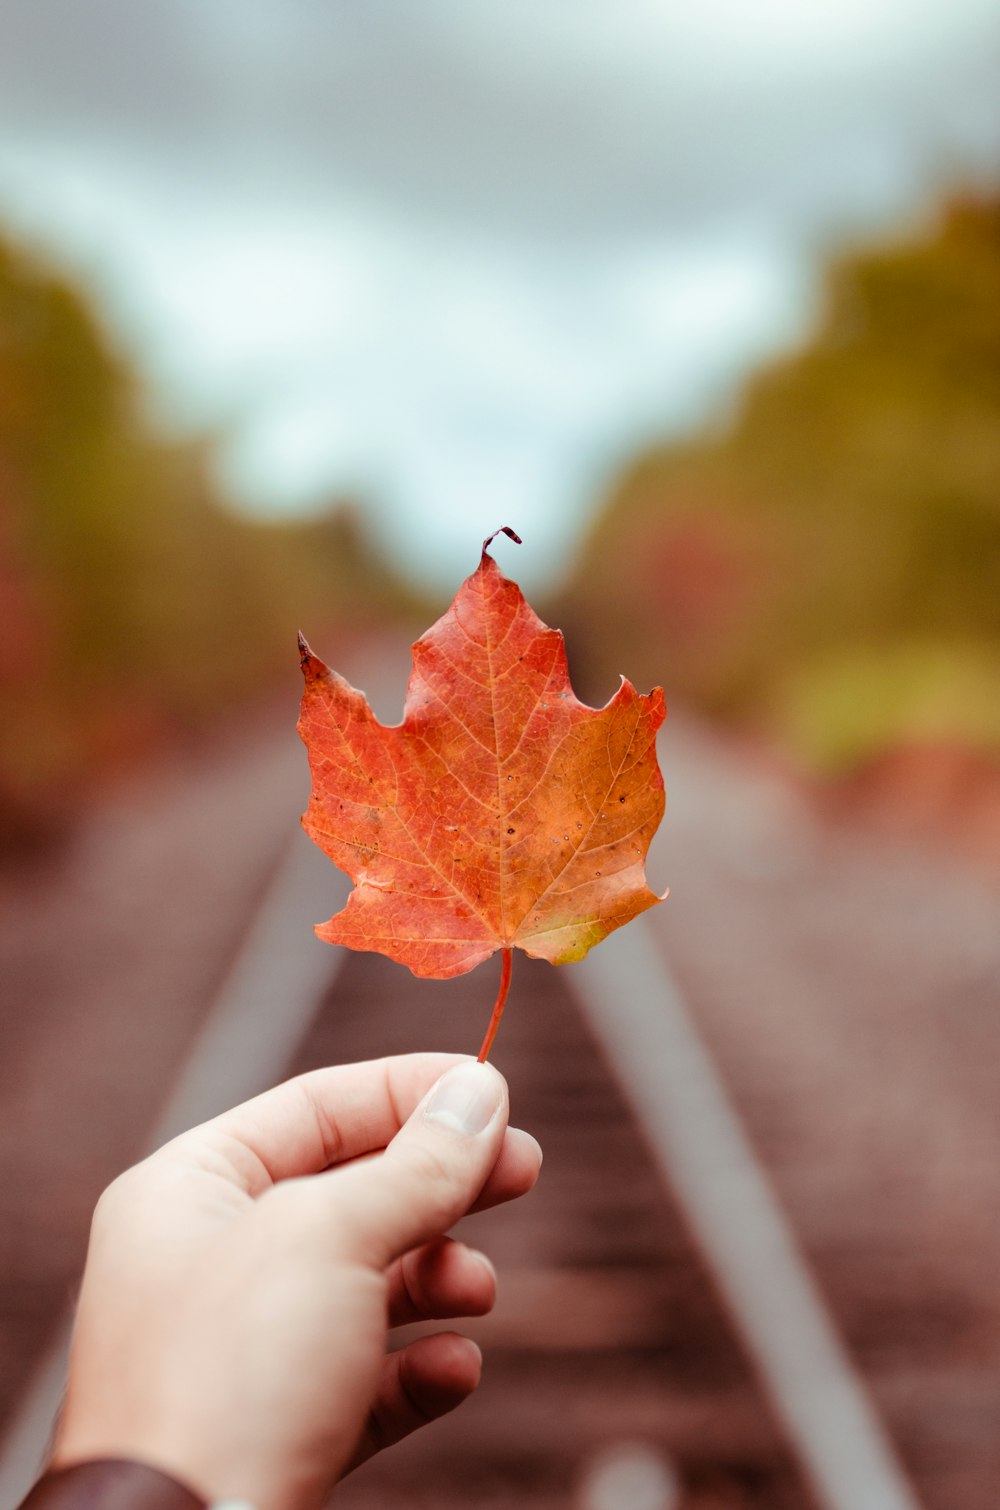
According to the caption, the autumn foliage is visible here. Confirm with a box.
[561,196,1000,774]
[298,532,665,1051]
[0,235,421,846]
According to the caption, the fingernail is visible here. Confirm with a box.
[423,1062,503,1135]
[468,1248,497,1285]
[511,1127,544,1169]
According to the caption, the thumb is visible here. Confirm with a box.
[321,1060,508,1268]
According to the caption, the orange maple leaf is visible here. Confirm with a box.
[298,529,665,1057]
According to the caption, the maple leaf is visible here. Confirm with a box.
[298,528,665,1057]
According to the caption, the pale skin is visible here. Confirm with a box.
[51,1055,542,1509]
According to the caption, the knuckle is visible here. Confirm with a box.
[398,1249,432,1320]
[398,1139,464,1198]
[92,1167,138,1227]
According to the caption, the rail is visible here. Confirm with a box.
[0,817,922,1509]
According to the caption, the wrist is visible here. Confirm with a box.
[52,1382,258,1509]
[52,1418,288,1510]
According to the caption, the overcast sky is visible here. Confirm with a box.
[1,1,998,588]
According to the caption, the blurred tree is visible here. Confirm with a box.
[559,195,1000,772]
[0,236,421,847]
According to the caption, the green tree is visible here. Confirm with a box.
[560,195,1000,771]
[0,236,419,844]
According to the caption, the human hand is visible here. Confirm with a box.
[51,1054,541,1510]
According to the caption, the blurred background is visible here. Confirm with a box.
[1,3,998,1508]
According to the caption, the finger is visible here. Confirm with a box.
[321,1060,508,1267]
[165,1053,472,1194]
[344,1332,483,1475]
[386,1237,496,1327]
[471,1125,542,1214]
[308,1122,541,1210]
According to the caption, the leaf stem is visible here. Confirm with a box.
[477,947,513,1063]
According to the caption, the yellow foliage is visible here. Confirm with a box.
[560,195,1000,771]
[0,236,420,843]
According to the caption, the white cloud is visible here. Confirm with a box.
[0,0,997,585]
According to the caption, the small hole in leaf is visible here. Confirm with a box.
[506,827,515,835]
[595,870,601,877]
[619,795,626,803]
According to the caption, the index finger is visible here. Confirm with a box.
[167,1053,471,1194]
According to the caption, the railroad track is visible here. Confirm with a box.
[0,823,919,1510]
[2,688,997,1507]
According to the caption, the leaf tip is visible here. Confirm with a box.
[482,525,523,558]
[297,631,322,680]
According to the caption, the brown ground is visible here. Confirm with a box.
[1,680,998,1507]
